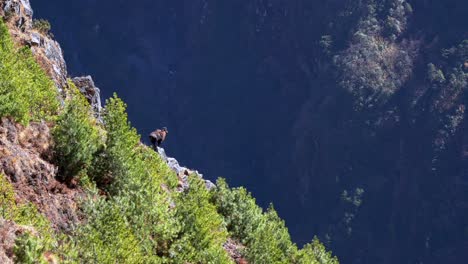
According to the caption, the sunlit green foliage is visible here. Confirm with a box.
[53,81,103,181]
[171,175,232,264]
[82,94,179,261]
[214,179,338,264]
[213,178,263,245]
[296,238,339,264]
[245,205,297,264]
[0,19,58,124]
[73,196,146,264]
[14,232,48,264]
[0,172,16,219]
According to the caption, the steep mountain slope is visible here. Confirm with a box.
[30,0,468,263]
[0,0,337,263]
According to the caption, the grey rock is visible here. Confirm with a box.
[156,147,215,192]
[205,180,216,190]
[45,39,64,62]
[157,147,168,161]
[19,0,32,17]
[30,32,41,46]
[72,76,102,119]
[167,157,185,175]
[3,0,20,16]
[43,38,67,93]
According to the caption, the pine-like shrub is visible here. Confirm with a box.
[73,197,145,264]
[0,20,58,124]
[213,178,263,245]
[14,232,47,264]
[213,179,338,264]
[86,94,179,260]
[295,238,339,264]
[171,175,232,263]
[53,81,102,182]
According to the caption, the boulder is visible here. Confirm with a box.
[72,76,102,119]
[29,31,41,45]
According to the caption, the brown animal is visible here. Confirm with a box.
[149,127,168,149]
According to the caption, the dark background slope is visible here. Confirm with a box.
[32,0,467,263]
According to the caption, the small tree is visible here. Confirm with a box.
[53,82,102,182]
[171,176,232,263]
[32,19,51,35]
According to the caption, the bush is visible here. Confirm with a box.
[91,94,140,187]
[73,197,146,264]
[0,173,16,219]
[171,175,232,263]
[14,232,47,264]
[32,19,51,35]
[245,205,297,264]
[0,20,58,124]
[53,82,102,182]
[296,238,339,264]
[213,179,338,264]
[85,94,179,260]
[213,178,263,245]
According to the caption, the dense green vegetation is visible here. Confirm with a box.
[0,17,337,263]
[53,81,103,182]
[214,179,339,264]
[0,19,58,124]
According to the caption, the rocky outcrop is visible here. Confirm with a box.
[0,118,84,232]
[0,0,68,97]
[72,76,103,119]
[157,146,216,192]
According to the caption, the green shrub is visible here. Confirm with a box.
[171,175,232,263]
[53,81,102,182]
[74,197,145,264]
[213,179,338,264]
[32,19,51,35]
[0,173,16,219]
[85,94,179,260]
[214,179,295,263]
[295,238,339,264]
[213,178,263,245]
[245,205,297,264]
[91,94,140,187]
[0,20,58,124]
[14,232,47,264]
